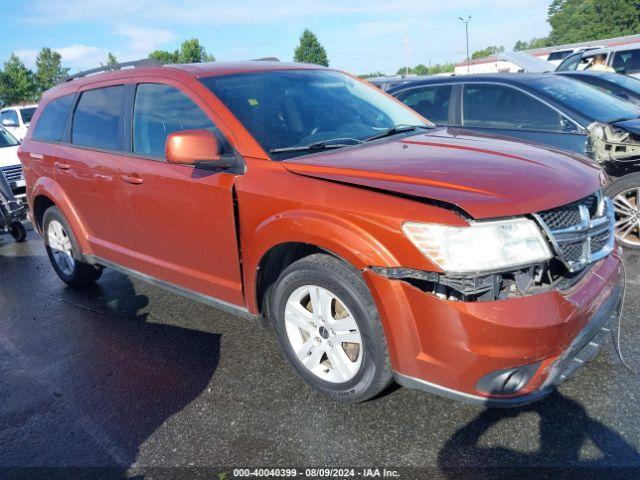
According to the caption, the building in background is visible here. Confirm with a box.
[454,33,640,75]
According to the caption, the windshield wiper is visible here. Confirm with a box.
[269,138,362,154]
[363,124,431,143]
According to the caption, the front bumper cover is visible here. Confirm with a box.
[393,271,623,408]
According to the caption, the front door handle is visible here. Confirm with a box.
[54,161,70,170]
[121,174,144,185]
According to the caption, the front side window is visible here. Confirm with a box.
[0,127,19,147]
[612,49,640,74]
[556,53,583,72]
[462,83,564,131]
[528,76,640,124]
[72,86,124,150]
[397,85,453,124]
[32,95,75,142]
[133,83,216,157]
[1,110,19,125]
[20,107,36,124]
[200,69,428,157]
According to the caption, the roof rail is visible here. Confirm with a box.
[63,59,164,82]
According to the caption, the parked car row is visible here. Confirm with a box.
[386,72,640,248]
[17,60,622,407]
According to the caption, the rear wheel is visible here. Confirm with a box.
[271,254,392,402]
[9,221,27,242]
[43,207,102,287]
[606,173,640,249]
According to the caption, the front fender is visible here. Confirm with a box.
[31,177,92,254]
[243,210,400,313]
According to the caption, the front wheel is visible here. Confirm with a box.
[606,173,640,249]
[271,254,392,402]
[9,221,27,242]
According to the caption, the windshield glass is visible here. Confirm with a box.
[529,76,640,123]
[200,69,429,157]
[0,127,19,147]
[20,107,36,124]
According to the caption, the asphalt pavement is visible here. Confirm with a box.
[2,228,640,479]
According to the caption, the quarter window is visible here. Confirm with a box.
[133,83,215,158]
[32,95,75,142]
[72,86,124,150]
[463,84,564,131]
[397,85,453,124]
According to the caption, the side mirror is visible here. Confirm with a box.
[165,129,231,169]
[2,118,18,127]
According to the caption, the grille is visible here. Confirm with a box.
[1,164,23,184]
[535,192,614,272]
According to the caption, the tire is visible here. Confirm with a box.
[271,253,393,402]
[605,172,640,250]
[9,221,27,243]
[43,206,102,287]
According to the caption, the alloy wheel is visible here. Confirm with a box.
[284,285,363,383]
[47,220,75,276]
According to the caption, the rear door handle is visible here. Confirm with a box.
[54,161,70,170]
[121,174,144,185]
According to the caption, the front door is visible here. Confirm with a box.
[117,82,243,305]
[460,83,588,155]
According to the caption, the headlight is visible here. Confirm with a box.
[402,218,552,274]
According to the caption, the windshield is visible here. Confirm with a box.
[20,107,36,124]
[529,76,640,123]
[0,127,19,147]
[200,69,429,157]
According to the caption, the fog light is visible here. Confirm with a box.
[476,362,541,395]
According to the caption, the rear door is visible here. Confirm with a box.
[459,82,588,155]
[393,84,456,126]
[116,81,243,305]
[54,84,136,261]
[611,49,640,77]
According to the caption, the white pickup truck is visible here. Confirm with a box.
[0,126,25,204]
[0,105,37,141]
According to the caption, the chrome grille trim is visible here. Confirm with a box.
[534,192,615,273]
[1,164,24,183]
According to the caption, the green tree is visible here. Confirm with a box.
[471,45,505,60]
[395,63,455,76]
[548,0,640,44]
[294,29,329,66]
[0,54,36,106]
[149,38,214,64]
[514,37,551,51]
[149,49,179,64]
[358,71,386,79]
[106,52,118,66]
[34,47,69,95]
[178,38,215,63]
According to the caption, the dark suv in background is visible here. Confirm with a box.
[388,73,640,248]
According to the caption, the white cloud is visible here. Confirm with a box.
[113,25,178,57]
[15,45,110,71]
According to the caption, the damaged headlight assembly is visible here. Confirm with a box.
[402,218,553,275]
[587,121,640,163]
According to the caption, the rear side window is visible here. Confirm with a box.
[133,83,215,157]
[32,95,74,142]
[462,84,564,131]
[397,85,453,124]
[612,49,640,74]
[72,86,124,150]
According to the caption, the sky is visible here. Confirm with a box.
[3,0,552,75]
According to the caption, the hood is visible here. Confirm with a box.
[0,145,20,169]
[612,118,640,136]
[283,128,602,219]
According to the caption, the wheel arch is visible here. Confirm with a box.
[244,210,399,316]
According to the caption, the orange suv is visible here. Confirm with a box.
[19,61,623,406]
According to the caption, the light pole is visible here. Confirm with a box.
[403,34,409,77]
[459,15,471,74]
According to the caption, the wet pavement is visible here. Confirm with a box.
[2,228,640,479]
